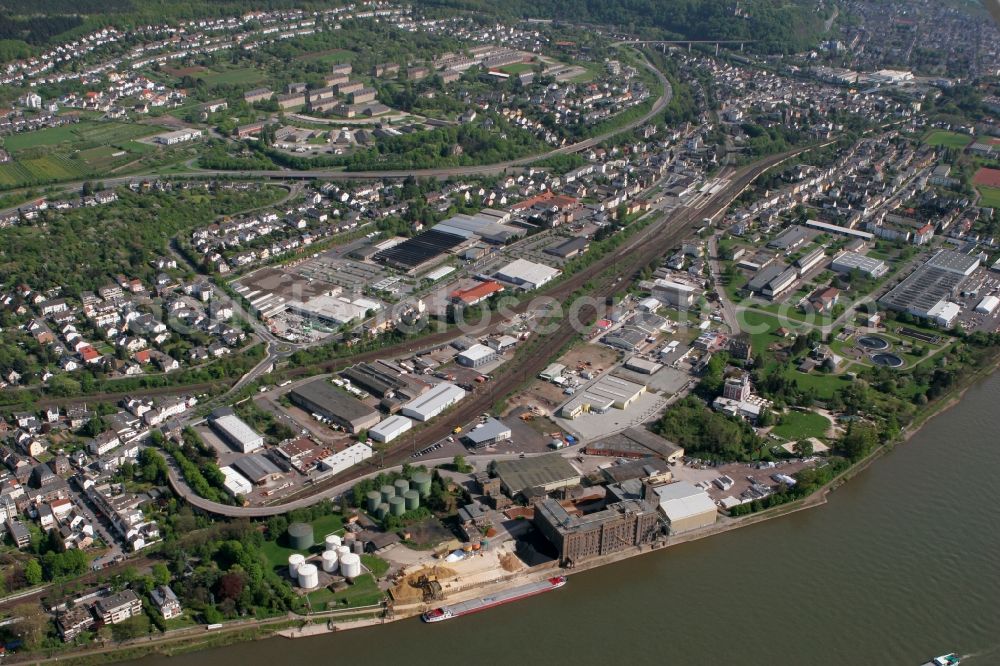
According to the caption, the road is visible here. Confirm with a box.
[165,146,809,517]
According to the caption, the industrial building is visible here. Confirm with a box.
[624,357,662,374]
[432,211,525,244]
[219,465,254,498]
[767,226,810,252]
[545,236,590,259]
[341,362,409,399]
[794,247,827,273]
[652,279,695,308]
[451,281,504,306]
[561,375,647,419]
[400,382,466,421]
[602,326,648,352]
[493,454,581,497]
[209,412,264,454]
[463,417,511,449]
[154,128,203,145]
[805,219,873,240]
[761,266,799,299]
[289,379,380,434]
[830,251,888,278]
[231,453,283,485]
[878,250,977,324]
[975,295,1000,315]
[318,442,373,476]
[654,481,718,533]
[585,427,684,463]
[494,259,561,290]
[456,344,498,368]
[374,229,467,273]
[284,294,370,326]
[369,415,413,443]
[533,497,660,565]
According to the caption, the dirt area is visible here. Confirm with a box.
[499,552,523,572]
[561,343,621,372]
[389,565,458,603]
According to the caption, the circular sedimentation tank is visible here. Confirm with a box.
[297,563,319,589]
[321,550,339,573]
[411,472,432,497]
[403,489,420,511]
[388,495,405,516]
[288,553,305,578]
[393,478,410,496]
[287,522,314,551]
[340,552,362,579]
[380,485,395,503]
[858,335,890,351]
[365,491,381,513]
[872,353,903,368]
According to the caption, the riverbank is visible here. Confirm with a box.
[15,352,1000,665]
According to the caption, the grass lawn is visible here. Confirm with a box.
[737,309,808,351]
[200,67,266,86]
[977,186,1000,208]
[784,368,849,400]
[259,514,345,568]
[499,62,535,75]
[922,130,973,149]
[305,573,383,610]
[772,409,830,440]
[361,554,389,577]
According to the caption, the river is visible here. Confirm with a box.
[130,373,1000,666]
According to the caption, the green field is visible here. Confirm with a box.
[499,62,536,75]
[296,49,353,67]
[2,121,159,153]
[259,514,345,570]
[922,130,974,149]
[304,573,383,610]
[977,186,1000,208]
[200,67,267,86]
[772,409,831,440]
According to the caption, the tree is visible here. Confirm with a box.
[452,455,471,473]
[151,563,171,587]
[216,571,245,602]
[23,559,42,586]
[111,615,150,642]
[11,602,48,649]
[793,439,814,457]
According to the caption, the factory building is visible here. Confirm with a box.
[652,279,695,308]
[494,454,581,497]
[318,442,373,476]
[401,382,466,421]
[561,375,647,419]
[209,412,264,454]
[456,344,498,368]
[369,415,413,443]
[585,427,684,463]
[463,418,512,449]
[830,251,888,278]
[654,481,718,533]
[289,379,380,435]
[533,497,660,566]
[494,259,561,290]
[219,465,254,498]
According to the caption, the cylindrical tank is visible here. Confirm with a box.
[287,522,313,551]
[340,552,361,579]
[321,550,339,574]
[379,485,395,503]
[388,495,405,516]
[297,563,319,589]
[351,540,364,555]
[393,479,409,496]
[376,502,390,519]
[336,545,351,560]
[324,534,342,551]
[288,553,305,578]
[403,489,420,511]
[365,491,381,512]
[411,472,432,497]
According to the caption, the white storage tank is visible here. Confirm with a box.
[340,552,362,579]
[321,550,339,573]
[336,545,351,560]
[324,534,342,551]
[288,553,305,578]
[297,563,319,589]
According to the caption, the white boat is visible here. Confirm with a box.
[921,654,961,666]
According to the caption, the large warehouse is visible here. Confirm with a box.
[463,417,512,449]
[401,382,466,421]
[830,251,888,278]
[289,379,380,434]
[318,443,373,476]
[654,481,717,533]
[209,412,264,453]
[586,427,684,463]
[878,249,977,322]
[561,375,647,419]
[369,415,413,443]
[373,229,467,273]
[456,344,498,368]
[494,454,581,497]
[494,259,561,290]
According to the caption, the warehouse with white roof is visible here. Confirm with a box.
[209,413,264,453]
[654,481,717,533]
[456,343,497,368]
[494,259,561,290]
[319,442,373,476]
[401,382,467,421]
[219,466,254,498]
[369,415,413,443]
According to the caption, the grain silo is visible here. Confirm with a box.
[288,553,305,578]
[321,550,339,573]
[411,472,432,497]
[393,478,409,496]
[297,563,319,589]
[403,489,420,511]
[287,522,314,551]
[339,552,362,579]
